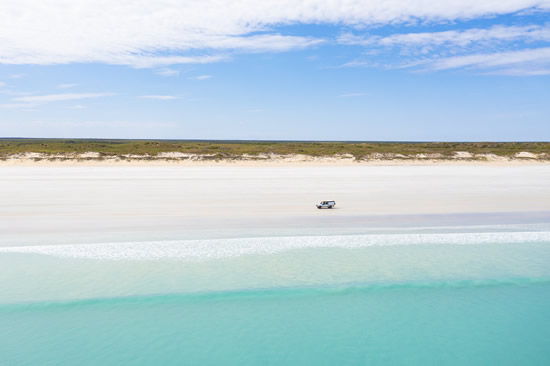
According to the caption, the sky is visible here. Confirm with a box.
[1,0,549,141]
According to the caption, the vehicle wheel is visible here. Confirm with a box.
[328,206,333,209]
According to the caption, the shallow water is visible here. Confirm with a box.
[2,282,550,366]
[1,224,550,365]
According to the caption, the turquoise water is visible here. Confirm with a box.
[1,226,550,365]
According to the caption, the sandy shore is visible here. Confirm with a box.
[1,151,549,167]
[1,164,549,246]
[1,159,550,167]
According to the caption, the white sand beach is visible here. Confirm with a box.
[1,164,549,246]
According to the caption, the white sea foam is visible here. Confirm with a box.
[1,231,550,261]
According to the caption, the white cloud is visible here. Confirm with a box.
[57,83,78,88]
[431,47,550,68]
[339,24,550,49]
[139,95,179,100]
[340,23,550,74]
[406,47,550,74]
[1,0,549,67]
[486,68,550,75]
[14,93,114,103]
[191,75,212,80]
[0,82,5,87]
[0,103,37,109]
[338,92,369,97]
[113,55,228,68]
[0,90,32,96]
[156,68,180,76]
[340,60,374,68]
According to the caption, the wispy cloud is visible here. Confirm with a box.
[0,90,32,96]
[57,83,78,89]
[66,104,87,109]
[14,93,114,103]
[340,22,550,75]
[0,81,5,87]
[339,24,550,49]
[156,68,180,77]
[484,68,550,76]
[338,92,369,97]
[139,95,179,100]
[132,55,227,68]
[412,47,550,75]
[0,103,37,109]
[340,60,374,68]
[190,75,212,80]
[2,1,547,67]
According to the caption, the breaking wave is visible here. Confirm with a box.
[1,231,550,261]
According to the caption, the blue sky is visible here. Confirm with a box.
[1,1,549,141]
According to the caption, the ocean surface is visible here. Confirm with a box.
[1,223,550,365]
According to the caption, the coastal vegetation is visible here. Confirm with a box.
[0,138,549,161]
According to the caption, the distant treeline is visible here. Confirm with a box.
[0,139,549,159]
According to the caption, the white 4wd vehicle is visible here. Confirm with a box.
[316,200,335,209]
